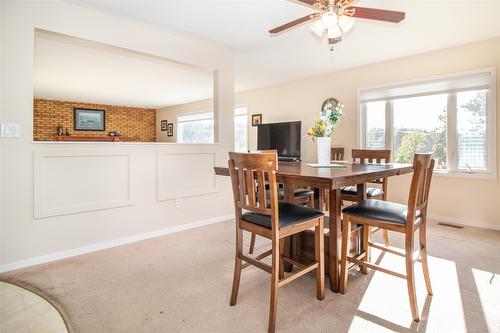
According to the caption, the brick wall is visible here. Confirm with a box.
[34,99,157,142]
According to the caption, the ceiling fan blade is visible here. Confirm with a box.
[348,6,405,23]
[293,0,320,7]
[269,14,319,34]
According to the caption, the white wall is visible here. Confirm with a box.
[0,1,5,267]
[236,37,500,230]
[0,1,234,269]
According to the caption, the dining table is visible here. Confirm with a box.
[214,160,413,292]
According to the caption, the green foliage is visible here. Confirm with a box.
[392,107,447,169]
[395,131,425,164]
[461,92,486,120]
[426,107,447,169]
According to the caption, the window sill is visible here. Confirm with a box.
[433,170,497,180]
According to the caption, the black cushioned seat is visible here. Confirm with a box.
[242,202,324,229]
[341,185,384,198]
[278,188,314,200]
[342,199,421,226]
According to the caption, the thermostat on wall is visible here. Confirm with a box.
[0,123,21,138]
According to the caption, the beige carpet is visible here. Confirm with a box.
[1,220,499,333]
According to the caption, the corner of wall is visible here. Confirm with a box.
[0,0,5,266]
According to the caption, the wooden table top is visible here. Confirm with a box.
[214,161,413,189]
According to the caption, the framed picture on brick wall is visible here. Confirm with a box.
[74,108,105,131]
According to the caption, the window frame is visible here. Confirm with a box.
[234,104,249,153]
[176,109,214,144]
[357,68,497,180]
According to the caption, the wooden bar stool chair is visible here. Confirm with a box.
[331,147,345,161]
[228,152,325,333]
[342,149,392,245]
[249,186,315,254]
[341,149,391,202]
[339,153,435,322]
[248,150,314,254]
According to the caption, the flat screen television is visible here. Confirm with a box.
[257,121,301,161]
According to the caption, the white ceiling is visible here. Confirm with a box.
[72,0,500,92]
[34,30,213,109]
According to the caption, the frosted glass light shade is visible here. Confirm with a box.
[311,20,326,37]
[339,15,355,33]
[321,11,338,28]
[327,25,342,39]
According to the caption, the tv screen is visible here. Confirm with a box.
[257,121,301,160]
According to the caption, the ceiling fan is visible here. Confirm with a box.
[269,0,405,50]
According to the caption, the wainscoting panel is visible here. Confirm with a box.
[34,151,134,218]
[157,152,216,201]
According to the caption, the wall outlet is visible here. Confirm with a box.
[175,198,183,209]
[0,123,21,138]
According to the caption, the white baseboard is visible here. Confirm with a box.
[0,214,234,273]
[428,214,500,231]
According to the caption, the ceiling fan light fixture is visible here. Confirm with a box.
[327,25,342,39]
[338,15,355,34]
[311,20,326,37]
[321,11,338,28]
[268,2,406,51]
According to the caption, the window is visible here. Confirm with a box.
[365,101,386,150]
[177,111,214,144]
[234,106,248,152]
[392,94,448,169]
[360,69,496,177]
[456,90,488,171]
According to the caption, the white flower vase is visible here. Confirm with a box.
[316,137,331,165]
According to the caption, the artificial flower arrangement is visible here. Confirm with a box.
[305,98,344,140]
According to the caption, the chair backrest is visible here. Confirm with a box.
[406,153,435,225]
[331,147,345,161]
[351,149,391,164]
[351,149,392,187]
[228,152,279,231]
[250,149,279,170]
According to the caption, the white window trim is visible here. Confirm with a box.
[357,67,497,180]
[177,110,214,123]
[234,104,249,152]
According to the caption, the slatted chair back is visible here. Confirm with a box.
[331,147,345,161]
[351,149,392,188]
[351,149,391,164]
[251,150,279,170]
[406,153,435,225]
[228,152,279,231]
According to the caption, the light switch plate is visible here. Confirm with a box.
[0,123,21,138]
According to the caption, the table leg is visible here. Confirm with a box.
[318,188,324,211]
[329,188,341,292]
[356,183,367,201]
